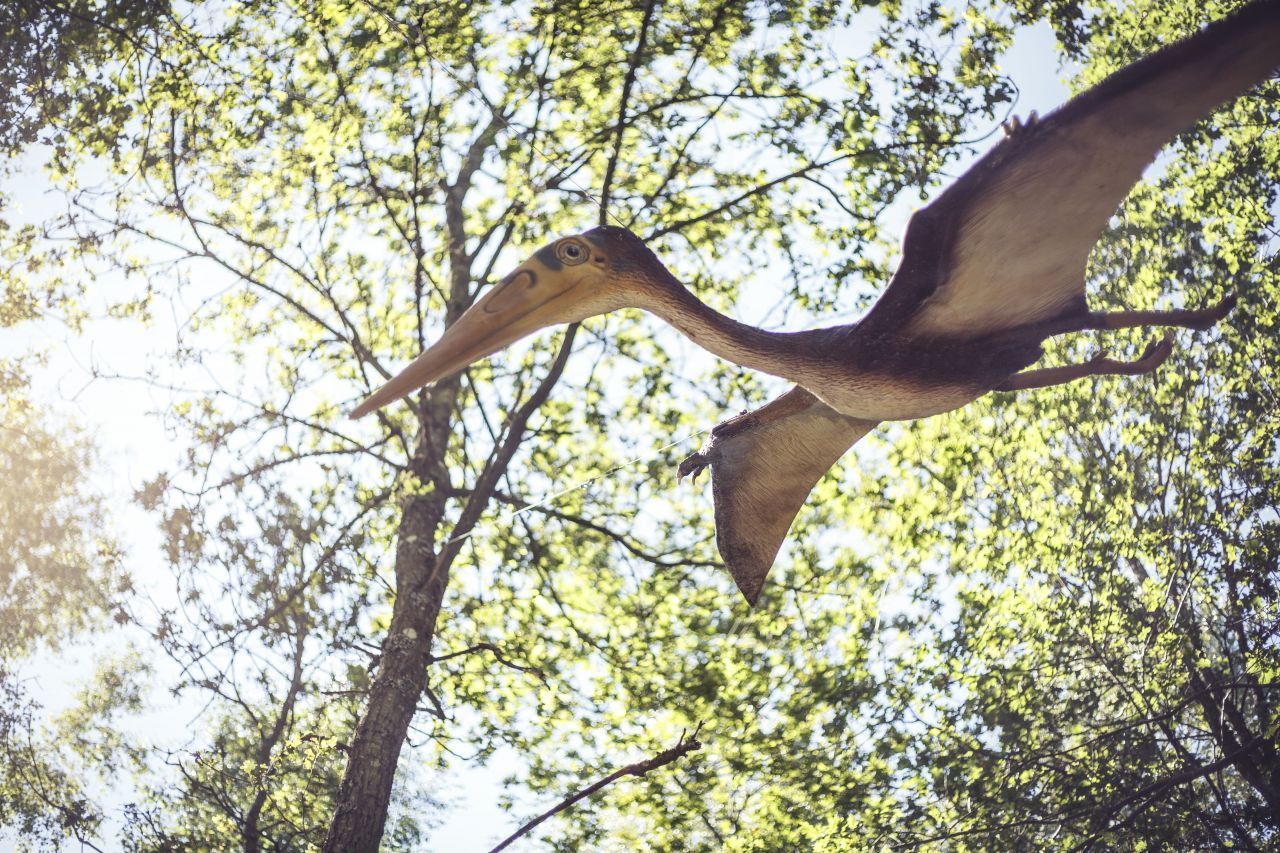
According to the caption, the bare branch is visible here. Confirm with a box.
[460,488,722,570]
[489,724,705,853]
[429,642,548,686]
[599,0,658,225]
[645,152,853,240]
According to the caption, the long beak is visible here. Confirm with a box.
[351,267,575,418]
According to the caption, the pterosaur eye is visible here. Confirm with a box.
[556,240,587,265]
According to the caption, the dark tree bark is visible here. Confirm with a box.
[322,494,447,852]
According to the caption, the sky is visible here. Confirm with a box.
[0,14,1072,852]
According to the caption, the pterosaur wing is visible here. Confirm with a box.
[859,1,1280,341]
[680,387,877,605]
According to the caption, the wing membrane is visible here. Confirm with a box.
[863,2,1280,340]
[684,387,877,605]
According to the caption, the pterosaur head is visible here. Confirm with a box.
[352,226,663,418]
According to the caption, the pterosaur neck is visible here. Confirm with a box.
[642,278,806,378]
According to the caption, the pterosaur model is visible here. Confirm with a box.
[354,1,1280,604]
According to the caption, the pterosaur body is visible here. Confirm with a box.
[354,1,1280,604]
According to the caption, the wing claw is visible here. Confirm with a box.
[677,451,711,482]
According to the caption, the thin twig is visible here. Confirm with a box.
[599,0,659,225]
[489,724,705,852]
[428,642,549,686]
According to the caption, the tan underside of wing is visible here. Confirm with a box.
[908,4,1280,337]
[691,387,877,605]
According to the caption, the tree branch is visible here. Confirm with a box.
[428,641,548,686]
[418,323,579,594]
[489,724,704,853]
[461,488,721,570]
[644,152,852,240]
[599,0,658,225]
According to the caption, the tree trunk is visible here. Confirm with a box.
[322,472,455,852]
[323,113,508,851]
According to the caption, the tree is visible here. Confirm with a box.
[0,2,162,830]
[0,6,217,849]
[6,0,1277,849]
[0,0,169,161]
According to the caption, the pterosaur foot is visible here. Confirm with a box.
[1084,332,1175,377]
[1134,331,1176,370]
[1086,289,1238,333]
[997,332,1175,392]
[1184,289,1237,330]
